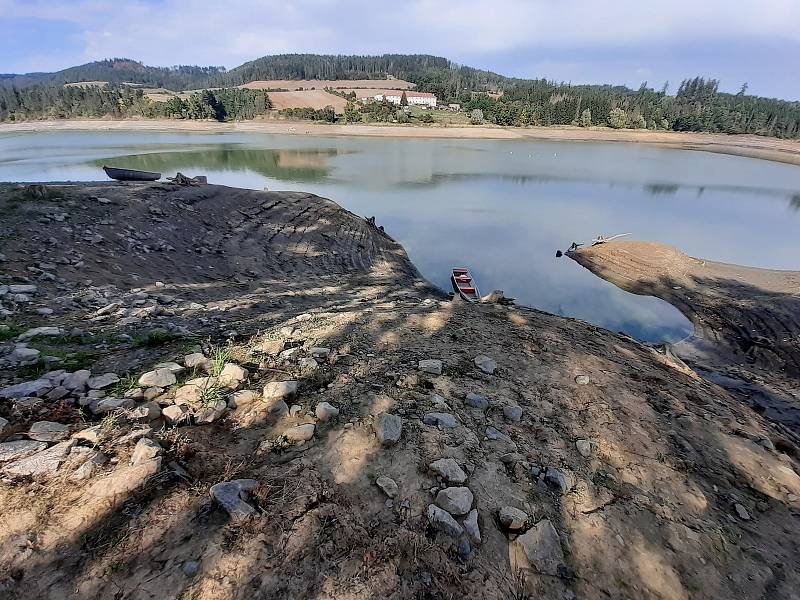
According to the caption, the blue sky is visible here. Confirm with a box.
[1,0,799,99]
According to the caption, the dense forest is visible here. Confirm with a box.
[0,85,270,122]
[1,55,799,138]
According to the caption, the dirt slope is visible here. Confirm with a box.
[1,184,799,600]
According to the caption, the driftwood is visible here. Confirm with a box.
[481,290,515,305]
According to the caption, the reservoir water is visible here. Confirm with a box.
[2,129,800,343]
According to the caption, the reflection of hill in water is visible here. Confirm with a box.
[95,146,337,183]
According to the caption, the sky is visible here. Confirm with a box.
[1,0,799,99]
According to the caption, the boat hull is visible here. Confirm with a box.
[103,166,161,182]
[451,267,480,302]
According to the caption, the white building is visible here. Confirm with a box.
[373,91,437,108]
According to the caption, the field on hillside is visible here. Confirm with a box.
[267,90,349,113]
[240,78,415,91]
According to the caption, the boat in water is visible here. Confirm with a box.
[451,267,480,302]
[103,165,161,182]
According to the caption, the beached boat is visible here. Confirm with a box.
[451,267,480,302]
[103,166,161,182]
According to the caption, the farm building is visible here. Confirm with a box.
[374,91,437,107]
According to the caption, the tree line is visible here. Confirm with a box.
[0,84,270,122]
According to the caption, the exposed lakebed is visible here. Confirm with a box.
[2,129,800,342]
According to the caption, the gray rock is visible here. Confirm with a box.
[418,359,443,375]
[162,404,189,424]
[92,398,135,414]
[10,346,41,364]
[544,467,574,494]
[575,374,590,385]
[315,401,339,422]
[375,412,403,446]
[510,519,564,576]
[138,368,176,388]
[485,426,512,442]
[426,504,464,538]
[46,386,70,401]
[473,355,497,374]
[0,440,48,463]
[229,389,259,408]
[463,508,482,545]
[734,503,751,520]
[63,370,91,391]
[575,439,592,457]
[131,438,162,466]
[182,561,200,577]
[71,450,107,480]
[284,424,315,443]
[376,475,399,498]
[8,284,37,294]
[429,458,467,484]
[88,372,120,390]
[217,363,248,389]
[0,416,8,433]
[210,479,259,519]
[16,326,62,342]
[152,361,185,374]
[465,393,489,410]
[195,400,227,423]
[28,421,70,442]
[499,506,529,531]
[423,412,459,428]
[184,353,212,371]
[130,401,162,422]
[262,380,299,405]
[2,439,76,477]
[430,393,450,410]
[503,404,523,422]
[310,347,330,360]
[298,357,319,372]
[0,378,52,399]
[436,486,473,515]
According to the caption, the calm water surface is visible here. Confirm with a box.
[2,130,800,343]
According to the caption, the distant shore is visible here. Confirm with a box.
[3,118,800,166]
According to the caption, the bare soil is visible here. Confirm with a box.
[266,90,349,113]
[1,184,799,600]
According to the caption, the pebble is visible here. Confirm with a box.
[418,359,443,375]
[426,504,464,538]
[195,400,227,423]
[429,458,468,484]
[310,347,330,360]
[503,404,523,422]
[544,467,574,495]
[209,479,259,519]
[734,503,751,521]
[473,355,497,374]
[375,412,403,446]
[376,475,399,498]
[575,374,590,385]
[576,439,592,457]
[138,368,176,388]
[162,404,189,424]
[182,561,200,577]
[229,389,259,408]
[465,393,489,410]
[315,401,339,422]
[435,487,473,515]
[499,506,529,531]
[184,353,212,371]
[422,412,459,428]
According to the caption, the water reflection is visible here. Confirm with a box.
[94,146,337,183]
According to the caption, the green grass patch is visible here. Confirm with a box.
[132,328,181,348]
[110,374,139,397]
[0,323,23,342]
[209,345,232,377]
[17,359,48,380]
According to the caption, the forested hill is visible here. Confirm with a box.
[0,59,226,91]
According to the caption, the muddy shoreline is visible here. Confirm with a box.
[2,183,800,599]
[569,241,800,436]
[3,119,800,166]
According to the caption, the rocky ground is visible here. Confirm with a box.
[1,183,799,600]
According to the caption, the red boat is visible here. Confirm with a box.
[451,267,480,302]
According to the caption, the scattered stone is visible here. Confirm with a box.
[463,509,482,545]
[229,389,259,408]
[142,387,163,401]
[575,439,592,457]
[418,359,443,375]
[310,347,330,360]
[184,353,212,371]
[544,467,574,495]
[375,412,403,446]
[284,424,315,443]
[130,401,162,422]
[218,363,248,388]
[376,475,399,498]
[503,404,523,422]
[485,426,512,442]
[262,380,299,406]
[174,377,216,406]
[131,438,162,466]
[0,379,52,399]
[10,346,41,364]
[436,487,473,515]
[510,519,565,576]
[430,393,450,409]
[289,404,303,417]
[465,393,489,410]
[16,326,62,342]
[195,400,228,423]
[183,561,200,577]
[27,421,70,442]
[0,440,48,463]
[210,479,259,519]
[315,401,339,422]
[499,506,529,531]
[92,398,135,414]
[423,412,459,428]
[73,425,103,444]
[163,404,189,424]
[45,386,70,401]
[253,339,285,355]
[734,503,751,521]
[87,372,120,390]
[2,439,76,477]
[429,458,467,484]
[153,361,185,374]
[63,370,91,391]
[426,504,464,538]
[473,355,497,374]
[575,374,590,385]
[8,284,37,294]
[138,368,176,388]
